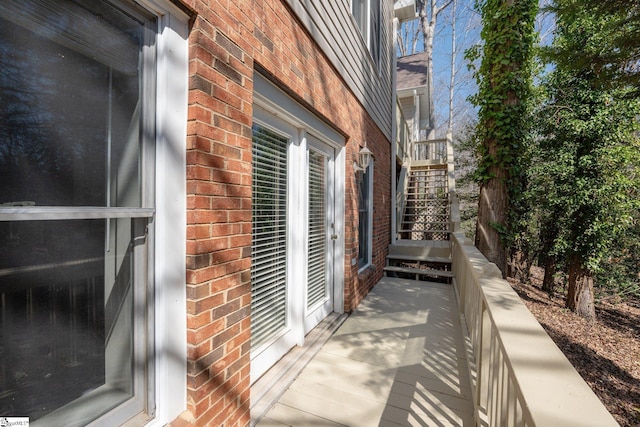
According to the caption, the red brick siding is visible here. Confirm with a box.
[174,0,391,425]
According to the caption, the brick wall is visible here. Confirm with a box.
[176,0,391,425]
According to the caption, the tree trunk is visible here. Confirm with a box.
[448,0,456,134]
[425,1,437,139]
[542,256,556,294]
[475,168,508,275]
[566,256,596,321]
[508,250,529,283]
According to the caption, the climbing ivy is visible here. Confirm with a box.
[466,0,538,187]
[465,0,538,272]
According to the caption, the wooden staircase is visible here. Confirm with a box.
[386,162,454,283]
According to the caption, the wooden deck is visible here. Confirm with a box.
[253,277,474,426]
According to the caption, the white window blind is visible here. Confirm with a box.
[251,125,288,349]
[307,150,327,308]
[358,165,372,268]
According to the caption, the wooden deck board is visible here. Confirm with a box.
[253,277,474,427]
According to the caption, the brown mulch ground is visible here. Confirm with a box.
[509,269,640,427]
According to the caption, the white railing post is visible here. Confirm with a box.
[396,166,408,239]
[478,263,502,426]
[446,132,460,232]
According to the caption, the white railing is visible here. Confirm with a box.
[395,100,412,241]
[413,137,447,163]
[451,231,618,427]
[396,165,409,238]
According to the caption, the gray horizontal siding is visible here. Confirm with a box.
[284,0,394,141]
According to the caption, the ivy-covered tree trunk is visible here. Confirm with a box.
[467,0,537,276]
[567,255,595,321]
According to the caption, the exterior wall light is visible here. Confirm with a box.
[354,142,372,172]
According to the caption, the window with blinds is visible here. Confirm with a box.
[307,150,327,308]
[358,165,372,268]
[251,125,289,350]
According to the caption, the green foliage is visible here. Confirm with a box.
[466,0,538,186]
[453,123,480,240]
[532,0,640,292]
[542,0,640,96]
[597,218,640,299]
[465,0,640,297]
[466,0,538,266]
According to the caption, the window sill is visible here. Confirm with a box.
[357,263,375,277]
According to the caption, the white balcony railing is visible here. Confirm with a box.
[451,231,618,427]
[413,138,447,163]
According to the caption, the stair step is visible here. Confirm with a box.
[387,254,451,263]
[399,229,452,234]
[393,240,451,247]
[406,193,449,197]
[407,191,449,195]
[403,213,450,216]
[383,265,454,277]
[404,209,450,212]
[405,201,450,205]
[404,207,450,210]
[410,161,448,169]
[406,195,448,197]
[401,226,450,230]
[408,183,447,186]
[389,241,451,258]
[407,188,448,190]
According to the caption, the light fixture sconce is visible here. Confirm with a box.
[353,142,372,172]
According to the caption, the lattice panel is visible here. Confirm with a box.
[402,167,452,241]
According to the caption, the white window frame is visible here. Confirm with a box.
[357,162,374,272]
[138,1,189,425]
[250,74,347,383]
[0,1,188,425]
[351,0,382,64]
[83,1,189,425]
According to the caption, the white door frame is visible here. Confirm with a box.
[302,134,336,336]
[251,75,345,382]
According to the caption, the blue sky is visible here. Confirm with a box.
[397,0,481,135]
[397,0,555,136]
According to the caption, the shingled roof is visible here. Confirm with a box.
[397,52,428,91]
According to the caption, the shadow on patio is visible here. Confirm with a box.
[252,276,474,427]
